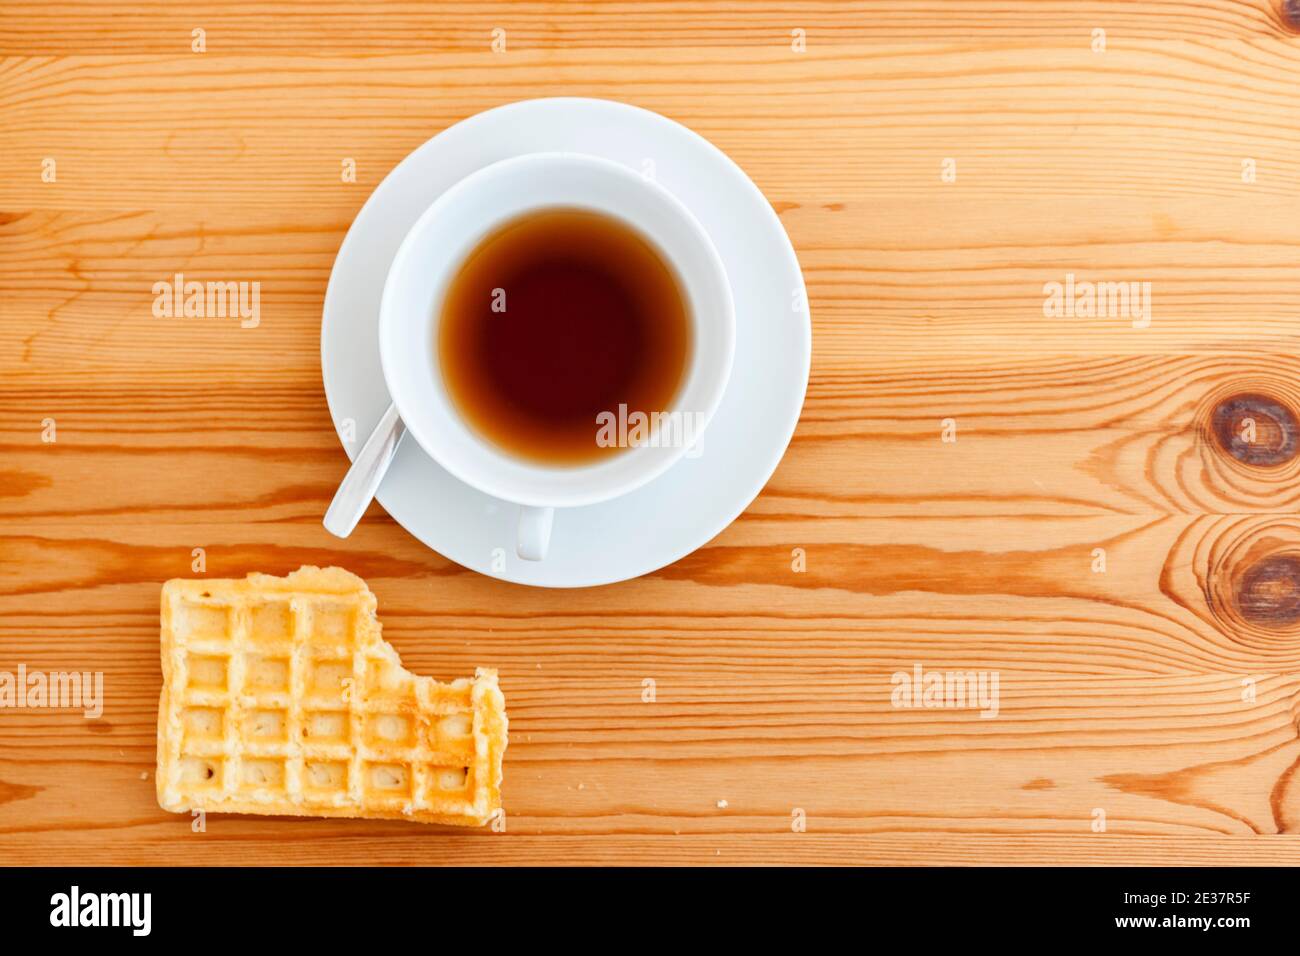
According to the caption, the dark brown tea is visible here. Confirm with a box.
[438,208,691,464]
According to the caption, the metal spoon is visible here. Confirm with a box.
[322,402,406,538]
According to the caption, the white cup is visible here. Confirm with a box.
[378,152,735,561]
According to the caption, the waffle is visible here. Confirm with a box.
[156,566,506,826]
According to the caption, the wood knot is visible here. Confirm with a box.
[1284,0,1300,33]
[1237,555,1300,627]
[1195,518,1300,645]
[1209,393,1298,467]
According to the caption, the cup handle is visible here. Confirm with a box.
[516,505,554,561]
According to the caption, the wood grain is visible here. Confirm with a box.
[2,0,1300,865]
[2,0,1295,54]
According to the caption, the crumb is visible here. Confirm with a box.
[716,799,728,809]
[577,783,585,791]
[139,772,149,781]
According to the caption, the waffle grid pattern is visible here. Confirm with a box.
[157,567,506,826]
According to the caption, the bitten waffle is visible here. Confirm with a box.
[156,566,506,826]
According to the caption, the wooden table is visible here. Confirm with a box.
[3,0,1300,866]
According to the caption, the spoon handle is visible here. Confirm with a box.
[323,402,407,538]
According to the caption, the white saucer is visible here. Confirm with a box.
[321,98,810,587]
